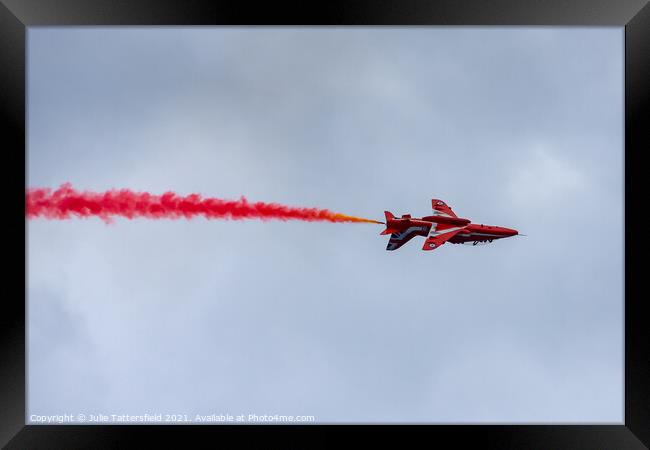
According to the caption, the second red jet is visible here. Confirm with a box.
[381,199,519,252]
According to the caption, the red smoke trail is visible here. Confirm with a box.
[26,184,382,224]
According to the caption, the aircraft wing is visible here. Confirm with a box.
[422,228,464,251]
[431,199,457,218]
[386,225,430,251]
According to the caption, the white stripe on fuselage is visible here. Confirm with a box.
[429,226,464,237]
[456,232,506,238]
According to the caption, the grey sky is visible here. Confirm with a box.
[27,27,623,423]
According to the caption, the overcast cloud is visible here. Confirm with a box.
[27,27,623,423]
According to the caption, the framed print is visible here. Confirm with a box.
[1,0,648,447]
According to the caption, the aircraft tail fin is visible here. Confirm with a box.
[380,211,398,235]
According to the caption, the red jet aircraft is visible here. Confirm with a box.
[381,199,519,252]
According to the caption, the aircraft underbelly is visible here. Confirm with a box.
[449,232,503,243]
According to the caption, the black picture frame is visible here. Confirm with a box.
[2,0,648,448]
